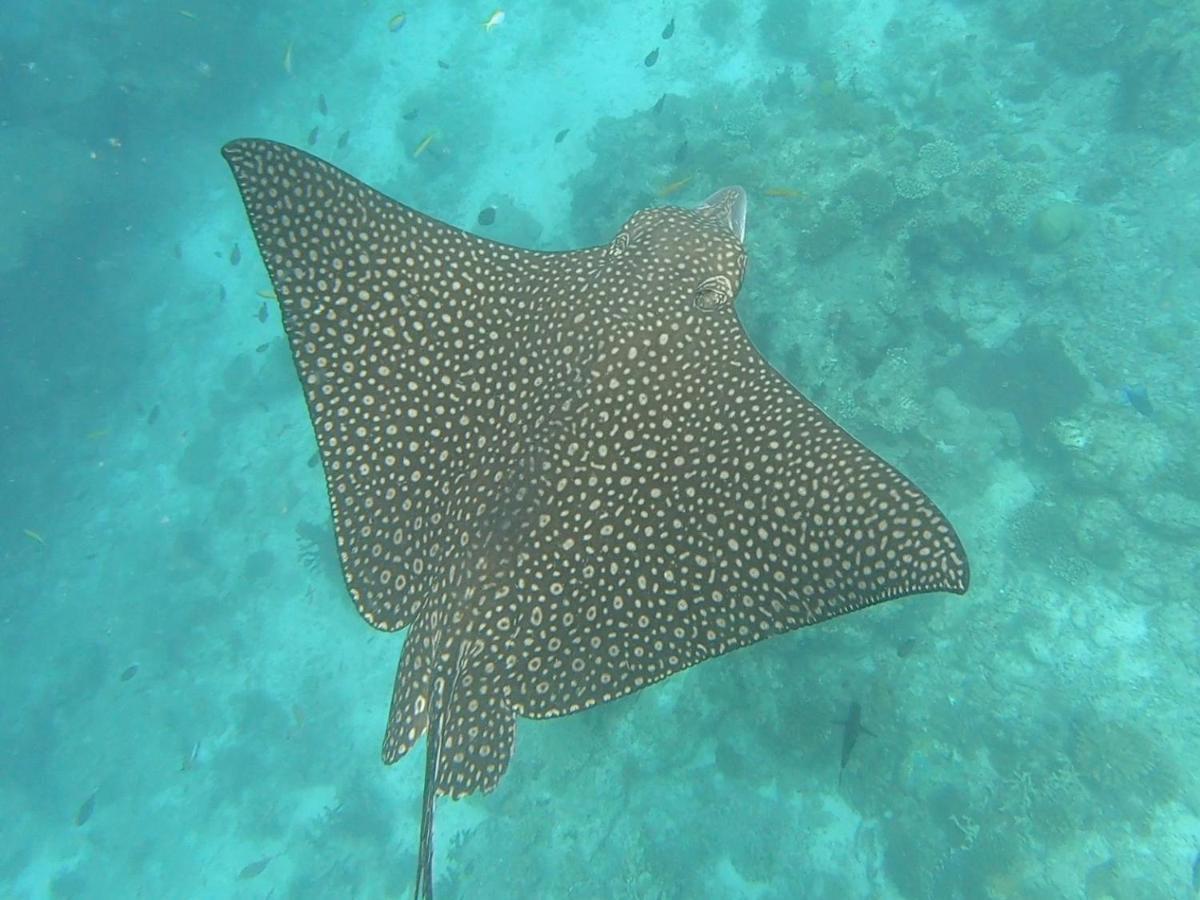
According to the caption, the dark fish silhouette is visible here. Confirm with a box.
[1121,384,1153,417]
[120,664,139,681]
[662,17,675,40]
[675,139,689,164]
[238,856,272,880]
[836,701,874,784]
[337,130,350,149]
[230,242,241,266]
[222,139,968,899]
[645,47,659,67]
[653,93,666,115]
[403,109,420,121]
[307,126,319,146]
[554,128,570,144]
[317,94,328,116]
[75,792,96,826]
[477,207,496,226]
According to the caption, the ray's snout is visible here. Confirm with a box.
[695,187,747,242]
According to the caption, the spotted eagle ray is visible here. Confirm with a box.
[222,138,969,898]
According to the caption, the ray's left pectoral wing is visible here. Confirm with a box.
[502,309,969,719]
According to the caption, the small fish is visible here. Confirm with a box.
[257,302,268,323]
[662,17,675,40]
[148,404,160,425]
[674,139,688,164]
[413,131,437,158]
[836,701,875,784]
[218,284,227,302]
[282,41,293,75]
[23,528,45,544]
[256,289,277,300]
[337,130,350,149]
[653,93,666,115]
[402,109,419,121]
[554,128,569,144]
[230,242,241,265]
[656,175,693,197]
[238,856,272,880]
[180,740,201,772]
[178,10,197,20]
[255,342,270,353]
[75,792,96,826]
[317,94,327,116]
[308,452,320,468]
[120,664,139,682]
[307,125,319,146]
[644,47,659,67]
[896,637,918,658]
[477,207,496,226]
[1121,384,1153,417]
[483,9,505,32]
[437,59,450,70]
[388,12,407,32]
[764,186,805,199]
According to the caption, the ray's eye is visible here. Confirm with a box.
[692,275,733,311]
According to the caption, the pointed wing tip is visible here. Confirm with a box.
[221,137,256,164]
[221,138,304,176]
[221,139,272,186]
[948,569,970,596]
[221,137,269,157]
[943,539,971,595]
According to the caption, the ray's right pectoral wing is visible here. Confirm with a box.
[501,320,969,720]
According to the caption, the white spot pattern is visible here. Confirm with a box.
[223,138,969,811]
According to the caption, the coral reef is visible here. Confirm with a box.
[917,139,961,181]
[758,0,811,61]
[838,168,897,223]
[1068,715,1179,829]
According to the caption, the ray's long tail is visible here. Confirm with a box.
[413,698,443,900]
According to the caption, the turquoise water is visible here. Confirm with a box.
[2,1,1198,897]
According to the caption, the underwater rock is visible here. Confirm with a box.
[1030,201,1084,250]
[1073,496,1128,567]
[1132,491,1200,541]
